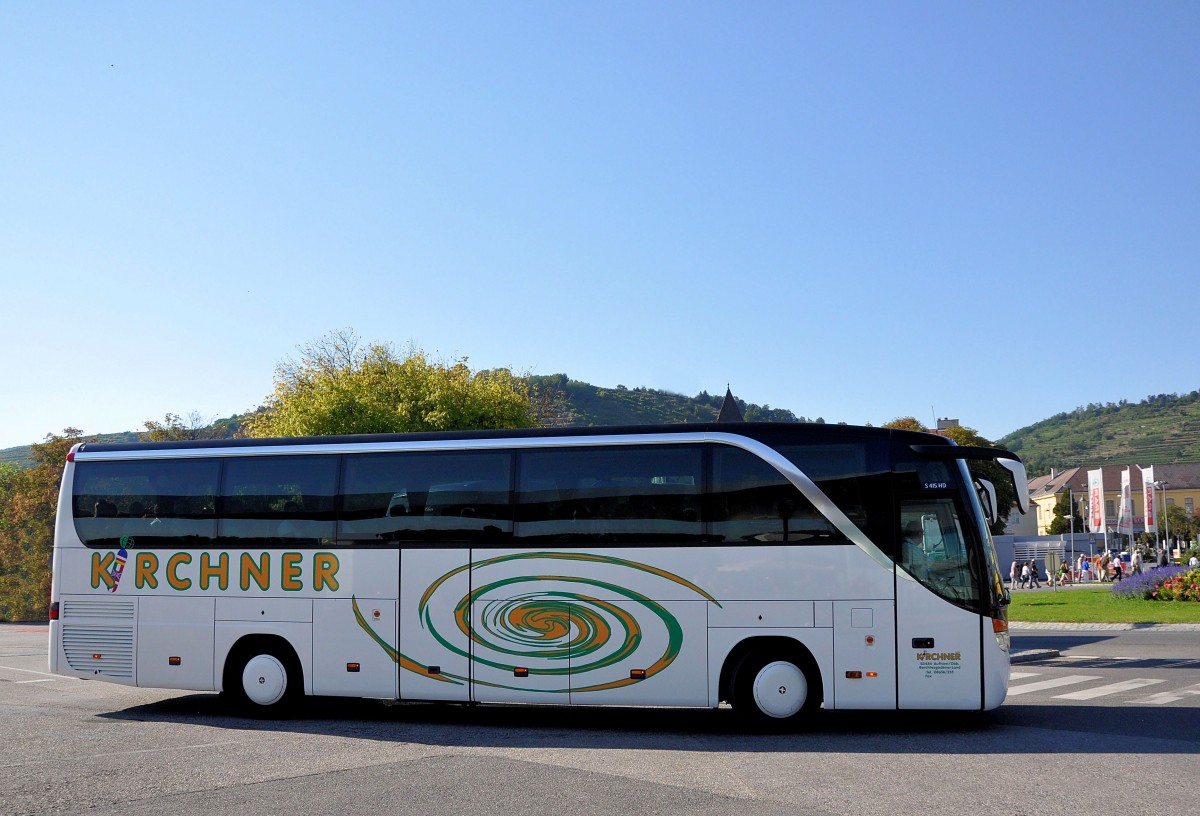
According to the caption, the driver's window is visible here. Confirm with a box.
[898,498,980,606]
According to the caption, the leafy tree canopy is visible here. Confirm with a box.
[243,330,539,438]
[0,429,88,620]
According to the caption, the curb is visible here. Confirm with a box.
[1011,648,1059,664]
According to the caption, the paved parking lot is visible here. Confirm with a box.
[4,623,1199,816]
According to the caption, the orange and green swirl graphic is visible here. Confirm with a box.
[354,552,720,693]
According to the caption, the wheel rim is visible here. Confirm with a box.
[242,654,287,706]
[751,660,807,719]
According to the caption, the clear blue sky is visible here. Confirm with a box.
[3,3,1198,451]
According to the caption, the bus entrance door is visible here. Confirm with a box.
[895,573,982,709]
[895,502,983,709]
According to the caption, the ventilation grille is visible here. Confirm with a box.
[62,624,134,679]
[62,600,135,620]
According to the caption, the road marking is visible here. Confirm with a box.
[0,664,76,680]
[14,679,55,684]
[1054,678,1164,700]
[1007,675,1100,696]
[1010,672,1040,680]
[1132,684,1200,705]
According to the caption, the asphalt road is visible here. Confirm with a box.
[3,623,1198,816]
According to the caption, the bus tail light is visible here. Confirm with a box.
[49,602,59,621]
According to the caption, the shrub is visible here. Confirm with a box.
[1111,565,1194,601]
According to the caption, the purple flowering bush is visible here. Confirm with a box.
[1111,566,1192,600]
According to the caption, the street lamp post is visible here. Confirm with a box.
[1068,487,1075,567]
[1154,480,1170,563]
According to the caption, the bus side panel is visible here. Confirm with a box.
[571,599,708,707]
[54,594,138,686]
[398,548,472,702]
[465,548,716,706]
[693,546,894,606]
[313,599,397,698]
[137,596,215,691]
[312,549,400,698]
[831,600,896,709]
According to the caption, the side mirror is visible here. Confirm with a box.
[998,457,1030,514]
[973,476,998,525]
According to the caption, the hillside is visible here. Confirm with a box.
[998,391,1200,476]
[529,375,812,426]
[0,380,814,468]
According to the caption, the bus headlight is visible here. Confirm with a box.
[992,618,1010,652]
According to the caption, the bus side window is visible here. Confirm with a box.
[338,451,512,543]
[708,446,845,545]
[516,446,703,543]
[72,459,218,548]
[218,456,338,547]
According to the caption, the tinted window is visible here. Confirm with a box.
[709,445,845,544]
[73,459,219,548]
[776,440,891,553]
[339,451,512,543]
[218,456,337,547]
[517,445,702,543]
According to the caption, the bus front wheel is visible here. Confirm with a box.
[733,652,818,727]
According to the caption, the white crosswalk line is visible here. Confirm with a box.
[1133,683,1200,705]
[1054,678,1164,700]
[1007,675,1100,696]
[1010,671,1040,680]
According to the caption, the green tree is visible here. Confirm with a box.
[883,416,926,432]
[0,429,86,621]
[140,411,221,442]
[1163,503,1197,547]
[244,330,540,438]
[1047,489,1085,535]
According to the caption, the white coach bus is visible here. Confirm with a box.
[48,423,1028,723]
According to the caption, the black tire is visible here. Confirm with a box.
[732,651,819,729]
[223,641,302,718]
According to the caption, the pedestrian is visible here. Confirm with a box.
[1020,562,1030,589]
[1029,560,1041,589]
[1010,560,1020,592]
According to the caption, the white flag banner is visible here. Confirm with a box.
[1141,465,1156,533]
[1088,469,1105,533]
[1117,468,1133,534]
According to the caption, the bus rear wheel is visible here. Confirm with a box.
[733,652,818,728]
[224,641,301,717]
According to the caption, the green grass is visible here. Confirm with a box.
[1008,585,1200,624]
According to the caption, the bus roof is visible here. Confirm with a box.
[72,422,959,455]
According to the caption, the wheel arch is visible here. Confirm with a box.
[718,635,825,707]
[220,633,306,696]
